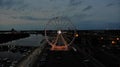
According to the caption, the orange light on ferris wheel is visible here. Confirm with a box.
[75,34,79,37]
[112,41,116,45]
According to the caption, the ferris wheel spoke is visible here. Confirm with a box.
[62,34,71,43]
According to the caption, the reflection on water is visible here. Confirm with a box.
[13,34,44,46]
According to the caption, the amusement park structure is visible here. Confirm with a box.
[45,17,77,51]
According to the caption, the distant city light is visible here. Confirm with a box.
[116,38,119,40]
[75,34,79,37]
[102,45,106,47]
[101,37,104,39]
[112,41,116,45]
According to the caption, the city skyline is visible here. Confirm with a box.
[0,0,120,30]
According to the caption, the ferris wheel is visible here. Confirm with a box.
[44,17,77,51]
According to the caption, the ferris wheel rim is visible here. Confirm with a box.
[44,17,77,46]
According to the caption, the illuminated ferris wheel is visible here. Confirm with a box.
[44,17,77,51]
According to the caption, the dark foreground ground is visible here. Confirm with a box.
[33,30,120,67]
[33,45,120,67]
[0,30,120,67]
[0,45,37,67]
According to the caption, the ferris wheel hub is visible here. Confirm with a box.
[57,30,62,34]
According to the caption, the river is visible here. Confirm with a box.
[0,34,44,46]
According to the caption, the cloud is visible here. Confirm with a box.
[69,0,82,6]
[49,0,56,2]
[70,13,92,24]
[106,3,114,7]
[72,14,89,19]
[12,16,49,21]
[82,6,92,11]
[0,0,24,10]
[106,0,120,7]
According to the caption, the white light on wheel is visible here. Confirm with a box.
[57,30,62,34]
